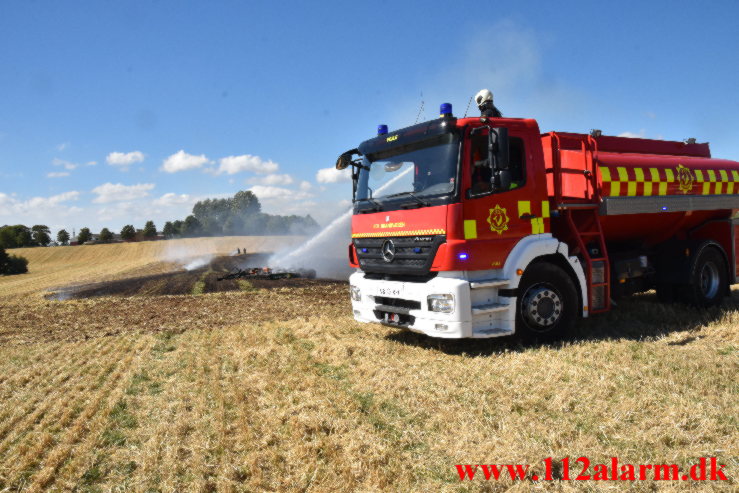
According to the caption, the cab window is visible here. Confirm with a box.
[469,134,526,195]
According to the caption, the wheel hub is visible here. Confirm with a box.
[700,261,720,299]
[521,285,563,331]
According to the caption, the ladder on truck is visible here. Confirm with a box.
[549,133,611,313]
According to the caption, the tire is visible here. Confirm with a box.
[679,246,728,307]
[515,262,578,342]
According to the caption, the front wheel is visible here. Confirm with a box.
[516,263,578,342]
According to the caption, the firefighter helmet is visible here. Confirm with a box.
[475,89,493,108]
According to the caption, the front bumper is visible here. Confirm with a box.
[349,271,515,339]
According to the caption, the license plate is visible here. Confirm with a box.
[377,286,403,297]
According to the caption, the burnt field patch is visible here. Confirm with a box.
[46,254,327,300]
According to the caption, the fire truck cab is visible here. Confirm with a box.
[339,102,739,341]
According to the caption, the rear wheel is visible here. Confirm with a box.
[679,247,728,307]
[516,263,578,342]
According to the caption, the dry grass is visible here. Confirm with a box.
[0,236,304,299]
[0,240,737,491]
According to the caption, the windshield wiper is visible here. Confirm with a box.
[357,196,382,212]
[386,191,431,207]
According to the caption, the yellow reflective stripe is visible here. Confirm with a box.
[634,168,645,182]
[518,201,531,216]
[728,183,735,195]
[702,183,711,195]
[627,182,637,196]
[643,182,653,196]
[715,183,723,195]
[658,183,668,195]
[650,168,660,182]
[530,217,545,234]
[617,167,628,181]
[610,182,621,196]
[694,170,704,182]
[352,229,446,238]
[708,170,717,182]
[463,220,477,240]
[665,169,675,182]
[600,167,612,181]
[541,201,550,218]
[733,170,739,182]
[720,170,729,182]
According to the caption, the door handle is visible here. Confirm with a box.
[520,213,538,220]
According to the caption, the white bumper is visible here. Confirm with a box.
[349,271,514,339]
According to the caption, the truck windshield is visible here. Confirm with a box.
[355,134,459,206]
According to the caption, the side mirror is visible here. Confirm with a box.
[493,169,512,191]
[336,149,358,170]
[488,127,509,171]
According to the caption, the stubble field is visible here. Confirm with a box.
[0,237,737,492]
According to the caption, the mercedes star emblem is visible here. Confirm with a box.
[381,239,396,262]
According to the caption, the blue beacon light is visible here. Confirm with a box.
[458,253,469,260]
[377,124,388,135]
[439,103,452,117]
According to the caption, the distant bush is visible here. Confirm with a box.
[0,247,28,275]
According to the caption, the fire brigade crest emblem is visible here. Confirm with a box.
[487,205,509,235]
[676,164,694,194]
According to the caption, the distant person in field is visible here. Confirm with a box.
[237,248,241,255]
[475,89,502,118]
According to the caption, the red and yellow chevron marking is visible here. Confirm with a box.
[600,165,739,197]
[351,228,446,238]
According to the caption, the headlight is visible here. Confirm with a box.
[427,294,454,313]
[350,285,361,301]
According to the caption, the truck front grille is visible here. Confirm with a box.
[354,235,445,276]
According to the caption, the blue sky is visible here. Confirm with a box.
[1,0,738,235]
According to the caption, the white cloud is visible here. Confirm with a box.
[91,182,155,203]
[0,191,80,216]
[316,167,351,183]
[47,171,70,178]
[299,180,312,191]
[161,150,211,173]
[56,142,69,151]
[248,185,313,201]
[248,173,294,186]
[153,192,192,206]
[107,151,145,169]
[52,158,79,170]
[87,161,98,166]
[213,154,278,175]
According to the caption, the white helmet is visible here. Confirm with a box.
[475,89,493,107]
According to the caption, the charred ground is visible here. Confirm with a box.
[47,254,336,300]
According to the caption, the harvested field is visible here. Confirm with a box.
[0,238,737,491]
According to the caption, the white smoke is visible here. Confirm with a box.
[269,167,413,279]
[160,241,217,271]
[182,255,214,271]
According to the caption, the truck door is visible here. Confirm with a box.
[461,128,548,269]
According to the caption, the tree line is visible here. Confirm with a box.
[0,190,319,250]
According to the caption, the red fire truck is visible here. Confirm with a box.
[336,101,739,341]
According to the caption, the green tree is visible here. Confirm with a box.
[162,221,176,239]
[182,215,202,237]
[231,190,261,216]
[120,225,136,241]
[0,247,28,275]
[77,227,92,244]
[57,229,70,245]
[142,220,157,239]
[172,220,184,236]
[99,228,114,243]
[31,225,51,246]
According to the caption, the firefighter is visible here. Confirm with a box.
[475,89,502,118]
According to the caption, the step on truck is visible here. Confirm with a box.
[336,98,739,340]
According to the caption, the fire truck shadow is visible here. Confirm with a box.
[385,289,739,356]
